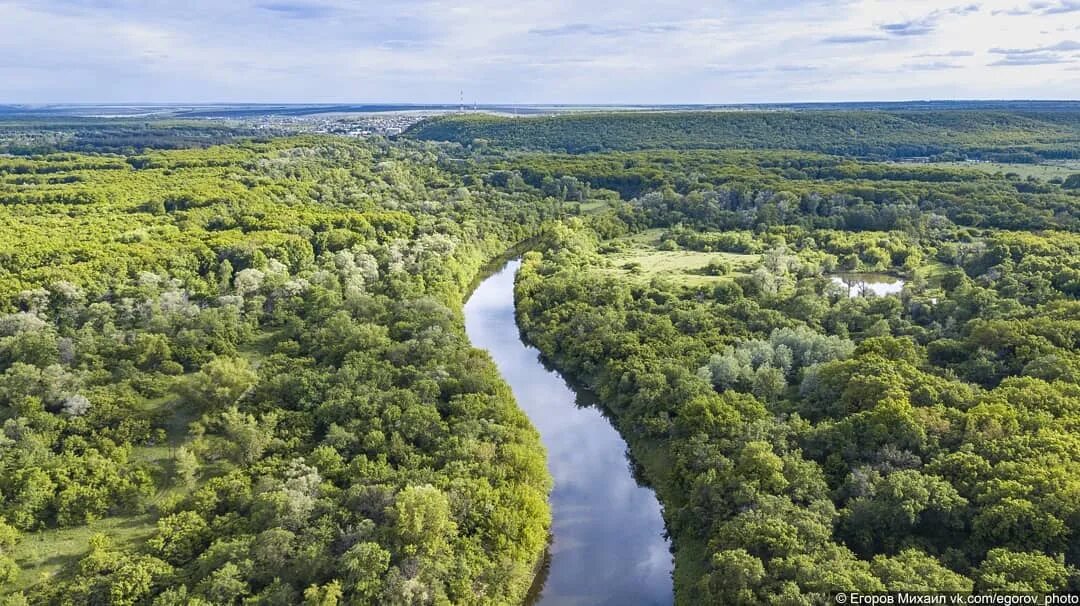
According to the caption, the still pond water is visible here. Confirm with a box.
[464,260,673,606]
[829,272,906,297]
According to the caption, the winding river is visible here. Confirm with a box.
[464,260,673,606]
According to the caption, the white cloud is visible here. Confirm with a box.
[0,0,1076,102]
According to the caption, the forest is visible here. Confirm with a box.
[0,135,559,604]
[503,130,1080,602]
[407,110,1080,161]
[1,109,1080,605]
[0,119,273,156]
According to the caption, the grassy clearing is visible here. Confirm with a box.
[604,249,753,276]
[576,200,614,214]
[9,334,282,596]
[893,160,1080,180]
[9,396,188,594]
[597,230,759,285]
[618,228,667,245]
[9,514,158,593]
[914,261,952,281]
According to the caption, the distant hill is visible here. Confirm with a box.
[405,110,1080,161]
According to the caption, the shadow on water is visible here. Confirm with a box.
[465,258,673,606]
[539,365,659,492]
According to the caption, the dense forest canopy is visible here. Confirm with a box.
[0,119,275,156]
[406,110,1080,161]
[496,112,1080,604]
[2,108,1080,605]
[0,136,557,605]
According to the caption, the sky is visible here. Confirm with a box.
[1,0,1079,103]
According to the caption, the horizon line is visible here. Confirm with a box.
[3,99,1080,107]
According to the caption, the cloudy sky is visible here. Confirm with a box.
[2,0,1079,103]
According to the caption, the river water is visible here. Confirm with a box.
[464,260,673,606]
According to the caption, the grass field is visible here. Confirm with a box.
[8,334,281,595]
[577,200,615,214]
[597,229,759,285]
[892,160,1080,180]
[8,396,184,593]
[10,514,158,592]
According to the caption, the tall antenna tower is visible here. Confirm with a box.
[459,90,464,113]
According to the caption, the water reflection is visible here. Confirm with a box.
[829,272,906,297]
[464,260,673,606]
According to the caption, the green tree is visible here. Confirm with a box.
[149,511,211,565]
[343,542,391,601]
[181,356,257,411]
[393,485,457,559]
[303,580,343,606]
[197,562,250,604]
[871,549,973,592]
[174,446,200,489]
[701,549,765,605]
[975,549,1067,592]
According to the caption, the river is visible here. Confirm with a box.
[464,259,673,606]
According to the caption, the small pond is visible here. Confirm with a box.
[829,273,906,297]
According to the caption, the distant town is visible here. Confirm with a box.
[245,111,443,137]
